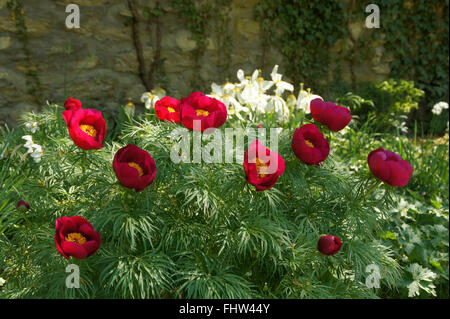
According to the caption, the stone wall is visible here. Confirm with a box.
[0,0,392,126]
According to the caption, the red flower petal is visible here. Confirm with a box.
[61,240,88,259]
[180,92,227,131]
[155,96,181,123]
[113,144,157,192]
[243,140,285,191]
[318,235,342,256]
[82,240,100,257]
[54,235,69,259]
[310,99,352,131]
[64,97,82,111]
[367,147,413,187]
[63,109,106,150]
[292,124,329,165]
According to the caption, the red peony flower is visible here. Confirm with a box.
[243,139,285,191]
[113,144,157,192]
[155,96,181,123]
[291,124,330,165]
[54,216,101,259]
[64,97,82,111]
[310,98,352,131]
[180,91,227,132]
[318,235,342,256]
[368,147,413,187]
[16,200,30,212]
[62,109,107,150]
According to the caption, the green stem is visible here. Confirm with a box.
[81,151,87,175]
[360,179,383,203]
[23,211,31,229]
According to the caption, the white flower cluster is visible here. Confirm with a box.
[25,121,39,134]
[22,135,43,163]
[431,101,449,116]
[391,114,409,134]
[141,87,166,110]
[208,65,322,123]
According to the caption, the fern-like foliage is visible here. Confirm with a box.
[0,103,407,299]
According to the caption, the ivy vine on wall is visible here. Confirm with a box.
[380,0,449,110]
[170,0,233,91]
[254,0,449,115]
[255,0,347,91]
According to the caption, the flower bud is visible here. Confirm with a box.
[16,200,30,213]
[318,235,342,256]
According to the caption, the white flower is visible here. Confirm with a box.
[256,76,274,93]
[270,65,294,96]
[22,135,43,163]
[208,82,249,121]
[432,101,449,115]
[22,135,33,149]
[238,87,270,115]
[296,84,322,114]
[235,69,259,89]
[239,81,259,106]
[210,82,235,98]
[0,277,6,287]
[222,82,235,94]
[141,87,166,110]
[25,121,39,134]
[30,149,43,163]
[267,95,290,122]
[398,115,409,134]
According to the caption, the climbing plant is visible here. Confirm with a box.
[255,0,347,91]
[255,0,449,124]
[170,0,233,91]
[380,0,449,114]
[126,0,166,91]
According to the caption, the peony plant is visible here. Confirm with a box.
[0,65,423,300]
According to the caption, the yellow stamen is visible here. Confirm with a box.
[167,107,176,113]
[255,157,268,178]
[305,139,314,148]
[65,232,87,245]
[196,109,209,117]
[80,124,97,138]
[128,162,144,177]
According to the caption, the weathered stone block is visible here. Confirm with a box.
[175,30,197,52]
[0,36,12,50]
